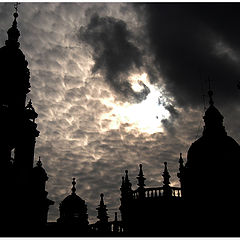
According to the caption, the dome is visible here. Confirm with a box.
[184,90,240,200]
[203,104,223,123]
[32,157,48,181]
[60,192,86,210]
[58,178,88,226]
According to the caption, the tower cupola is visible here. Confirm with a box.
[5,5,20,48]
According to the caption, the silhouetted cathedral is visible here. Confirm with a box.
[1,8,240,237]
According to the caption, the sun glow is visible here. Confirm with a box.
[100,73,172,134]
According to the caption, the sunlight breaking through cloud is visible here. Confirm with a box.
[100,73,172,134]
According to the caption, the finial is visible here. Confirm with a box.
[124,169,132,189]
[25,99,38,121]
[100,193,104,201]
[139,164,143,175]
[6,2,20,47]
[26,99,33,109]
[137,163,146,188]
[207,77,214,106]
[71,177,76,194]
[179,153,183,164]
[163,162,171,186]
[13,3,20,19]
[125,170,129,180]
[162,162,172,197]
[37,156,42,167]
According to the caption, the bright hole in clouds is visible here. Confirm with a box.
[100,73,171,134]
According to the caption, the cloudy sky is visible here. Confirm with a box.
[1,2,240,223]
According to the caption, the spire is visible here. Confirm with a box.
[96,193,109,223]
[179,153,184,172]
[162,162,172,197]
[208,89,214,106]
[137,164,146,188]
[137,164,146,199]
[100,193,104,206]
[71,177,76,195]
[6,3,21,48]
[124,170,132,189]
[203,85,226,136]
[120,170,132,200]
[163,162,171,186]
[37,156,42,167]
[177,153,185,193]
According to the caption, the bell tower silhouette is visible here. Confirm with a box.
[0,5,47,234]
[0,5,39,174]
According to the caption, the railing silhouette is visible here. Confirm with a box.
[132,186,181,199]
[89,221,124,233]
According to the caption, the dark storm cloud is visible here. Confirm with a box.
[79,13,150,103]
[137,3,240,108]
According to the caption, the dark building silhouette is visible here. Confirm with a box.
[0,9,53,236]
[95,193,110,233]
[119,162,182,236]
[119,89,240,236]
[57,178,89,233]
[1,6,240,237]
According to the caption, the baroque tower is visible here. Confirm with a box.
[0,6,53,235]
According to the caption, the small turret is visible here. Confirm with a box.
[162,162,172,197]
[203,89,226,137]
[136,164,146,199]
[58,178,89,229]
[96,193,109,222]
[5,5,20,48]
[96,193,110,232]
[25,99,38,122]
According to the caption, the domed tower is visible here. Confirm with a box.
[0,6,38,174]
[0,7,41,232]
[181,89,240,234]
[58,178,89,230]
[183,90,240,199]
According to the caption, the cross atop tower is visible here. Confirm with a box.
[207,77,214,106]
[14,3,20,13]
